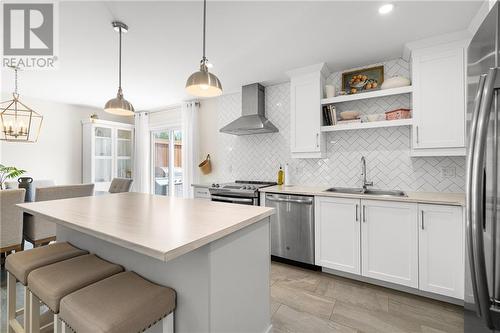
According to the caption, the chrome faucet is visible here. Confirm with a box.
[361,156,373,190]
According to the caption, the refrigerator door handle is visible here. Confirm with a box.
[466,73,487,317]
[471,68,500,328]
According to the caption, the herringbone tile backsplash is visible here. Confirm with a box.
[209,58,465,193]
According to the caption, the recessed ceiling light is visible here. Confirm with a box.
[378,3,394,15]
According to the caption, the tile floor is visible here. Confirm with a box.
[1,259,464,333]
[271,261,464,333]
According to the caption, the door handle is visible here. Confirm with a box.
[316,133,319,148]
[421,210,424,230]
[466,74,486,318]
[470,68,498,327]
[416,126,419,144]
[266,196,313,205]
[355,204,359,222]
[362,205,366,223]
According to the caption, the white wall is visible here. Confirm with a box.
[0,95,132,185]
[197,98,219,184]
[197,58,465,193]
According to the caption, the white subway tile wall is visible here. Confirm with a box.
[212,58,465,193]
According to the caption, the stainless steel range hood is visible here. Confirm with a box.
[220,83,278,135]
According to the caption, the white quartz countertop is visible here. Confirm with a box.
[17,192,274,262]
[260,185,465,206]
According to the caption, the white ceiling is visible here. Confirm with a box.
[0,1,482,111]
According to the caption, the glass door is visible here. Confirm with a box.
[116,129,133,179]
[151,129,183,197]
[94,126,113,183]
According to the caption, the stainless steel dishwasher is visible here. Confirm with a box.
[265,193,314,265]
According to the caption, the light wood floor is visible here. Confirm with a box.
[270,261,464,333]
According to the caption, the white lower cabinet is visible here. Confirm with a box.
[418,204,464,299]
[361,200,419,288]
[315,197,360,274]
[315,196,464,298]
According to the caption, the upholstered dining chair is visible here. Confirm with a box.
[0,189,26,264]
[108,178,133,193]
[23,184,95,247]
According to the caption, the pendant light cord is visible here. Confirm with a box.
[202,0,206,62]
[118,26,122,90]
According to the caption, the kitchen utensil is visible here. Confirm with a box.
[198,154,212,174]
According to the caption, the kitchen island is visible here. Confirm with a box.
[18,192,275,333]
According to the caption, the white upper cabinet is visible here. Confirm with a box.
[411,40,467,156]
[418,204,464,299]
[361,200,418,288]
[315,196,361,274]
[287,63,329,158]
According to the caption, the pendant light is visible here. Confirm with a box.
[0,66,43,142]
[185,0,223,97]
[104,21,135,116]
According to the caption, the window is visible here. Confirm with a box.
[151,128,183,197]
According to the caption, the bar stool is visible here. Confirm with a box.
[27,254,123,333]
[59,271,176,333]
[5,242,88,333]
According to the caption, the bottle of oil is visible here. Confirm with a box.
[277,165,284,185]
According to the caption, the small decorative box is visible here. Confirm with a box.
[385,108,411,120]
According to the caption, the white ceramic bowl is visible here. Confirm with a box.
[381,76,411,90]
[340,111,360,120]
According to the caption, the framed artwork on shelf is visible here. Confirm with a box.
[342,65,384,95]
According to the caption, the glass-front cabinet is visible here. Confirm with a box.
[82,119,134,192]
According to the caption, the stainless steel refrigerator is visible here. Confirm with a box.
[466,2,500,332]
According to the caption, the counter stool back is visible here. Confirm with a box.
[4,242,88,333]
[27,254,123,333]
[59,271,176,333]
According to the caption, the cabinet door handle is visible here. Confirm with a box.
[421,210,424,230]
[316,133,319,148]
[363,205,366,223]
[416,126,420,144]
[355,204,359,222]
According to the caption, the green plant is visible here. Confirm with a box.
[0,164,26,190]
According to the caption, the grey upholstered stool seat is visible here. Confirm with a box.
[5,242,88,285]
[28,254,123,313]
[4,242,88,333]
[60,271,176,333]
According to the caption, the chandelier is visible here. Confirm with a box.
[0,67,43,142]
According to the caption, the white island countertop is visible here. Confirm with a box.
[17,192,274,262]
[260,185,465,206]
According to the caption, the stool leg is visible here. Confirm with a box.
[24,286,31,333]
[162,312,174,333]
[6,272,15,333]
[53,314,61,333]
[29,292,40,333]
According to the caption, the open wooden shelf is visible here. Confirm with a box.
[321,86,413,105]
[321,118,413,132]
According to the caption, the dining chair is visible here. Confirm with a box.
[108,178,133,193]
[23,184,95,247]
[0,189,26,264]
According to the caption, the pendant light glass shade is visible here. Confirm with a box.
[0,68,43,142]
[185,0,223,97]
[186,61,222,97]
[105,21,134,116]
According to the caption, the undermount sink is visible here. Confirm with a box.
[325,187,407,197]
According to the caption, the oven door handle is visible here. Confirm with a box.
[211,195,254,204]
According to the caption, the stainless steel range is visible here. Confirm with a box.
[209,181,276,205]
